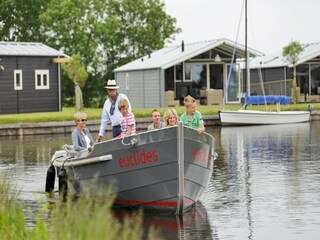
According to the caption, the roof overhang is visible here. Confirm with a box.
[161,38,264,70]
[52,57,71,63]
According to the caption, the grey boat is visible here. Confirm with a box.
[48,122,217,215]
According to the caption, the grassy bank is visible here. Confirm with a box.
[0,178,157,240]
[0,103,318,124]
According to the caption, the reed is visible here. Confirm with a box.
[0,178,157,240]
[0,179,28,239]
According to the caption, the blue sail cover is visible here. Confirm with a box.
[245,94,291,105]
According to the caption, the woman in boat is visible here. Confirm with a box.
[180,95,205,134]
[163,108,179,127]
[72,112,95,152]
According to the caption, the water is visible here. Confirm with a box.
[1,122,320,240]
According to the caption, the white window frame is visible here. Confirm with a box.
[35,70,50,90]
[14,69,23,90]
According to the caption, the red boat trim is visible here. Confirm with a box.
[114,198,195,207]
[115,198,178,206]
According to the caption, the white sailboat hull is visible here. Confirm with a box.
[219,110,310,126]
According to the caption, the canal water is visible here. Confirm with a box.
[1,121,320,240]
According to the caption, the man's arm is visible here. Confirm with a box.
[97,101,110,142]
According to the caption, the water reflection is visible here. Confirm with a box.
[114,202,214,240]
[204,122,320,240]
[219,123,312,239]
[0,135,65,165]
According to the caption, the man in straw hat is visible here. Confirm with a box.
[96,79,132,141]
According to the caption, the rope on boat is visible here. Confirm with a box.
[121,135,139,146]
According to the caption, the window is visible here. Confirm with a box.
[296,64,309,94]
[165,67,174,91]
[175,64,183,81]
[176,82,192,100]
[226,64,241,103]
[185,63,191,81]
[191,64,207,98]
[209,64,223,89]
[35,70,49,89]
[14,70,23,90]
[310,64,320,95]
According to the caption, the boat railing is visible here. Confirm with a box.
[176,121,185,215]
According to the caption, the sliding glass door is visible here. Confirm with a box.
[226,64,241,103]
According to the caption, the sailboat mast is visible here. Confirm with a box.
[245,0,250,95]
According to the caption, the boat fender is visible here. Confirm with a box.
[58,168,68,200]
[45,164,56,197]
[308,104,314,112]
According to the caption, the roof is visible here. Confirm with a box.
[0,42,68,57]
[250,42,320,69]
[114,38,264,72]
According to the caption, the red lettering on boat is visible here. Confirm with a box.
[193,149,209,165]
[118,149,158,168]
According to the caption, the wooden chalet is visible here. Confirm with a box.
[114,38,263,108]
[0,42,69,114]
[249,42,320,102]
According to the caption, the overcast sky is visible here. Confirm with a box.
[163,0,320,55]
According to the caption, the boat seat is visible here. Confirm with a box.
[62,144,78,157]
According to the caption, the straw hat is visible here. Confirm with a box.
[104,79,119,89]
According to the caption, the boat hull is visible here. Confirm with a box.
[51,124,215,214]
[219,110,310,126]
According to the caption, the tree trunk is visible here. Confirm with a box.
[293,65,299,104]
[75,85,83,112]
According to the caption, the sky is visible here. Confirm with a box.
[163,0,320,55]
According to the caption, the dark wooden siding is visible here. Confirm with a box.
[0,56,59,114]
[0,56,18,113]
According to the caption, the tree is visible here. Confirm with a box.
[282,41,304,104]
[62,54,89,111]
[0,0,49,42]
[39,0,181,106]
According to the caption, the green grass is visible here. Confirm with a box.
[0,103,318,124]
[0,178,157,240]
[0,180,27,239]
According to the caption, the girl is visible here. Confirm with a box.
[163,108,179,127]
[118,98,136,137]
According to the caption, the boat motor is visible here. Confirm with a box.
[58,168,68,200]
[45,164,56,197]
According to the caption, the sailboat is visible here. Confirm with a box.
[219,0,310,126]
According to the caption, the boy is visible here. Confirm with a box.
[180,95,205,134]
